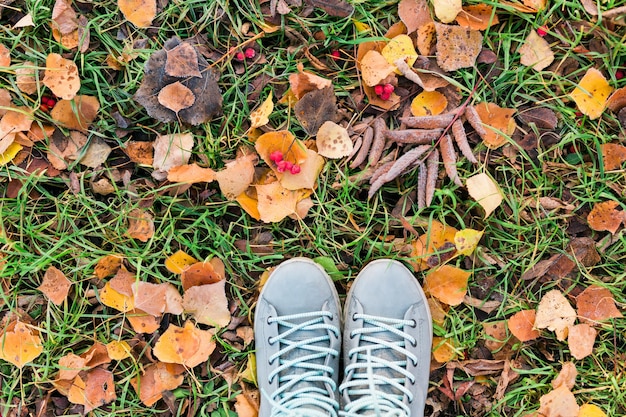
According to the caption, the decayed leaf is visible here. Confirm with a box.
[153,321,216,367]
[279,149,325,191]
[578,404,607,417]
[16,61,37,95]
[216,152,257,200]
[424,265,470,306]
[607,86,626,113]
[519,30,554,71]
[182,280,231,327]
[106,340,131,360]
[43,53,80,100]
[168,163,216,183]
[79,138,112,168]
[381,34,418,73]
[152,132,194,180]
[473,102,517,149]
[410,91,448,116]
[38,265,71,305]
[126,208,155,242]
[0,44,10,67]
[538,385,579,417]
[250,91,273,128]
[398,0,432,34]
[180,260,224,290]
[433,0,462,23]
[0,321,43,368]
[165,42,202,78]
[568,323,597,360]
[130,362,185,406]
[508,310,540,342]
[118,0,156,28]
[432,336,458,362]
[483,321,509,352]
[94,255,123,279]
[124,140,154,165]
[552,361,577,390]
[316,121,353,158]
[435,23,483,72]
[466,173,503,218]
[408,220,458,271]
[360,50,396,87]
[587,200,623,234]
[535,289,576,341]
[295,86,338,135]
[165,250,199,274]
[256,182,299,223]
[570,68,613,120]
[50,95,100,132]
[132,281,183,316]
[157,82,196,113]
[455,4,499,30]
[416,22,436,55]
[63,367,116,412]
[576,285,622,323]
[428,297,448,325]
[600,143,626,170]
[454,229,483,256]
[288,65,333,99]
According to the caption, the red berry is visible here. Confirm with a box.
[383,84,394,94]
[374,85,384,96]
[290,164,301,175]
[276,160,288,172]
[537,26,548,37]
[244,48,256,59]
[330,50,341,60]
[283,161,293,171]
[379,91,391,101]
[39,104,49,112]
[270,150,283,162]
[616,70,625,80]
[235,51,245,61]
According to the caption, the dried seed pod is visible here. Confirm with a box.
[350,126,373,168]
[384,129,443,144]
[426,148,439,207]
[368,118,386,166]
[451,119,477,163]
[440,134,462,186]
[417,161,427,209]
[368,160,395,198]
[399,113,456,129]
[348,135,362,160]
[382,145,431,183]
[465,105,487,138]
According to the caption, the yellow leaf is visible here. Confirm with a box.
[153,321,215,367]
[352,18,370,33]
[118,0,156,28]
[454,229,484,256]
[382,35,418,74]
[0,142,23,166]
[316,121,353,159]
[240,353,257,384]
[410,91,448,116]
[432,337,458,362]
[165,250,198,274]
[466,173,503,218]
[256,182,299,223]
[100,282,134,312]
[570,68,613,120]
[579,404,607,417]
[433,0,462,23]
[424,265,470,306]
[106,340,131,360]
[0,321,43,368]
[280,149,325,191]
[250,91,273,128]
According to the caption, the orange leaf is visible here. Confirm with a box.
[157,82,196,113]
[38,265,71,305]
[94,255,123,279]
[43,53,80,100]
[600,143,626,171]
[473,102,517,149]
[126,208,155,242]
[127,309,160,334]
[567,323,596,360]
[359,50,395,87]
[50,95,100,132]
[508,309,540,342]
[81,342,111,369]
[215,153,257,200]
[256,182,299,223]
[106,340,131,360]
[167,163,216,183]
[288,64,332,99]
[455,4,499,30]
[153,321,216,367]
[0,43,10,66]
[424,265,469,306]
[255,130,308,170]
[182,280,231,327]
[483,321,508,352]
[432,336,458,362]
[124,140,154,165]
[132,281,183,316]
[587,200,623,234]
[82,367,117,412]
[408,220,458,271]
[57,353,86,381]
[118,0,156,28]
[165,250,199,274]
[576,285,622,323]
[570,68,613,120]
[234,393,259,417]
[130,362,185,406]
[0,321,43,368]
[181,261,223,291]
[236,192,261,220]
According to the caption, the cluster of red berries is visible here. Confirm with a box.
[269,150,301,174]
[39,95,57,112]
[235,48,256,61]
[373,83,395,101]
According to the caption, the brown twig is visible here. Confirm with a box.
[440,134,462,187]
[425,148,439,206]
[350,126,373,168]
[384,129,443,144]
[451,119,478,163]
[368,118,386,165]
[399,113,457,129]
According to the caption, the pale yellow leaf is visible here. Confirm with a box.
[381,34,418,73]
[519,30,554,71]
[466,173,503,218]
[535,289,576,341]
[454,229,483,256]
[433,0,462,23]
[250,91,273,128]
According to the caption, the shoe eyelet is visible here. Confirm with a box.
[410,320,417,328]
[352,313,357,321]
[349,332,356,340]
[268,337,274,346]
[410,339,417,347]
[267,316,273,325]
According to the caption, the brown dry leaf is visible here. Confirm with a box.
[237,326,255,346]
[131,362,185,406]
[235,393,259,417]
[106,340,131,360]
[428,297,448,325]
[568,323,597,360]
[288,65,333,99]
[57,353,86,381]
[466,173,503,218]
[0,107,33,135]
[432,336,458,362]
[433,0,462,23]
[538,385,580,417]
[50,95,100,132]
[43,53,80,100]
[0,89,12,117]
[46,131,87,170]
[483,321,508,352]
[295,86,338,135]
[255,130,308,170]
[435,23,483,72]
[410,91,448,116]
[126,208,155,242]
[94,255,123,279]
[153,321,216,367]
[535,289,576,341]
[360,50,395,87]
[524,0,546,11]
[216,152,257,200]
[152,132,194,180]
[587,200,623,234]
[316,121,353,158]
[165,42,202,78]
[398,0,432,34]
[280,149,325,191]
[38,265,71,305]
[0,321,43,368]
[157,82,196,113]
[508,310,540,342]
[181,260,223,291]
[127,309,160,334]
[600,143,626,170]
[168,163,216,183]
[83,368,116,412]
[118,0,156,28]
[570,68,613,120]
[519,30,554,71]
[51,0,77,35]
[424,265,470,306]
[182,280,231,327]
[124,141,154,165]
[408,220,458,271]
[607,86,626,112]
[16,61,37,95]
[80,138,112,168]
[0,44,10,67]
[132,281,183,316]
[576,285,622,323]
[473,102,517,148]
[455,4,499,30]
[256,182,299,223]
[250,91,273,129]
[552,361,577,390]
[165,250,199,274]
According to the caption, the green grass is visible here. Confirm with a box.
[1,0,626,415]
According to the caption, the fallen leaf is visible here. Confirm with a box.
[43,53,80,100]
[16,61,37,94]
[167,163,216,183]
[182,280,231,327]
[165,250,199,274]
[535,289,576,341]
[483,321,509,352]
[381,34,418,73]
[100,282,134,312]
[288,65,333,99]
[360,50,396,87]
[433,0,462,23]
[279,149,325,191]
[51,0,77,35]
[164,42,202,78]
[13,14,34,29]
[508,310,540,342]
[0,44,10,66]
[133,281,183,316]
[568,323,596,360]
[250,91,273,128]
[50,95,100,132]
[576,285,622,323]
[82,368,116,412]
[600,143,626,170]
[538,385,579,417]
[435,23,483,72]
[578,404,607,417]
[424,265,470,306]
[552,361,577,390]
[0,107,34,147]
[416,22,436,55]
[0,89,11,117]
[473,102,517,149]
[94,255,123,279]
[519,30,554,71]
[118,0,156,27]
[0,321,43,368]
[157,82,196,113]
[454,229,483,256]
[79,138,112,168]
[466,173,503,218]
[521,237,600,282]
[410,91,448,117]
[398,0,433,34]
[216,152,257,200]
[0,142,22,166]
[587,200,623,234]
[428,297,448,325]
[127,310,160,334]
[38,265,71,305]
[126,208,155,242]
[295,86,338,135]
[46,130,88,170]
[316,121,353,158]
[57,353,86,381]
[130,362,185,406]
[181,259,224,290]
[305,0,354,17]
[607,86,626,112]
[524,0,546,11]
[256,182,299,223]
[153,321,216,367]
[234,393,258,417]
[570,68,613,120]
[455,4,499,30]
[152,132,194,180]
[124,140,154,165]
[106,340,131,360]
[255,130,308,171]
[409,220,458,271]
[432,336,458,362]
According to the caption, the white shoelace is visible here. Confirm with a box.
[265,311,340,417]
[339,313,418,417]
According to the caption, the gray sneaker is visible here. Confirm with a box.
[255,258,342,417]
[340,259,432,417]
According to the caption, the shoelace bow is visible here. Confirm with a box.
[265,311,340,417]
[339,313,418,417]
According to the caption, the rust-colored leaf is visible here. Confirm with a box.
[168,163,216,184]
[130,362,185,406]
[126,208,155,242]
[94,255,123,279]
[38,265,71,305]
[50,95,100,132]
[132,281,183,316]
[408,220,458,271]
[552,361,577,390]
[600,143,626,171]
[157,82,196,113]
[483,321,509,352]
[424,265,470,306]
[432,336,458,362]
[587,200,623,234]
[508,309,540,342]
[576,285,622,323]
[153,321,216,367]
[455,4,499,30]
[43,53,80,100]
[288,65,332,99]
[181,260,223,291]
[473,102,517,149]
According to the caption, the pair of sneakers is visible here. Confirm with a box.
[254,258,433,417]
